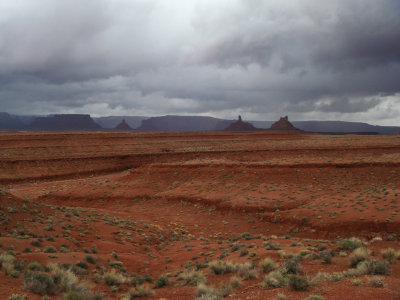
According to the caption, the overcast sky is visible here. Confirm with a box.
[0,0,400,124]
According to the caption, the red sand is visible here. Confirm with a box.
[1,131,400,299]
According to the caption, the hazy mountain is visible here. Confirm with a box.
[1,112,399,134]
[291,121,400,134]
[0,112,24,129]
[29,114,101,131]
[136,115,233,131]
[93,116,147,129]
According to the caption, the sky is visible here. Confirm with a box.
[0,0,400,125]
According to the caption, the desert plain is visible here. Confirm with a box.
[1,131,400,299]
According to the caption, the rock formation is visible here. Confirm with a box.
[114,119,133,131]
[224,115,258,131]
[270,116,301,132]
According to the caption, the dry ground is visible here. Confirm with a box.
[1,131,400,299]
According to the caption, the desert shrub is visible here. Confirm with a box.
[239,248,249,257]
[241,232,252,240]
[75,261,88,269]
[261,271,287,288]
[352,279,363,286]
[103,270,125,286]
[85,255,96,264]
[309,272,328,285]
[395,250,400,260]
[369,277,384,288]
[178,269,207,286]
[68,265,88,276]
[381,248,396,264]
[281,257,303,275]
[221,284,233,297]
[7,295,27,300]
[27,261,43,271]
[0,252,16,266]
[360,259,390,275]
[209,260,237,275]
[349,248,368,268]
[47,263,85,293]
[195,283,222,300]
[61,290,104,300]
[43,246,57,253]
[289,275,310,291]
[229,276,242,289]
[109,260,123,268]
[302,295,325,300]
[338,237,363,250]
[276,293,287,300]
[320,250,332,264]
[90,245,98,254]
[230,243,241,252]
[237,262,258,280]
[260,257,278,273]
[121,285,153,299]
[327,272,343,282]
[153,275,169,289]
[23,272,56,295]
[2,260,18,277]
[30,240,42,247]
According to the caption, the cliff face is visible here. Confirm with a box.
[30,114,101,131]
[270,116,301,132]
[224,115,258,131]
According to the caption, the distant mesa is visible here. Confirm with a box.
[114,119,133,131]
[270,116,302,132]
[30,114,101,131]
[224,115,258,131]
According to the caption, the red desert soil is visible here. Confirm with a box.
[0,131,400,299]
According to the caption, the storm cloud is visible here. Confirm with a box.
[0,0,399,124]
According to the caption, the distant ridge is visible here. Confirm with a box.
[0,112,399,134]
[224,115,258,131]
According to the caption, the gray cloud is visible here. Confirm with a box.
[0,0,399,124]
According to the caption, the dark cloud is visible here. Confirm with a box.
[0,0,399,124]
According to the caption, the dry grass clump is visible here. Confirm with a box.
[288,275,310,291]
[178,269,207,286]
[381,248,396,264]
[23,263,93,296]
[121,285,153,299]
[349,248,368,267]
[338,237,363,250]
[103,269,125,286]
[260,257,278,273]
[261,271,287,288]
[209,260,237,275]
[237,262,258,280]
[195,283,222,300]
[368,277,385,288]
